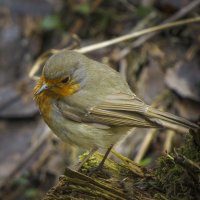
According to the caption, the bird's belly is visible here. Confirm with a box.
[46,110,130,149]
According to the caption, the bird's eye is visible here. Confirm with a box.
[61,77,70,84]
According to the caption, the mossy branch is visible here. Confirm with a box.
[43,130,200,200]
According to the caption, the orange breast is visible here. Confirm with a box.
[35,93,52,122]
[34,76,80,121]
[34,79,52,122]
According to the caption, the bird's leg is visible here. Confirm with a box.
[88,144,113,176]
[98,144,113,170]
[74,146,98,171]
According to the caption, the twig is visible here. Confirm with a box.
[76,17,200,54]
[164,0,200,23]
[151,89,171,107]
[130,0,200,49]
[163,130,175,153]
[174,149,200,171]
[29,16,200,79]
[29,49,59,80]
[134,129,157,163]
[119,58,128,81]
[117,0,200,61]
[134,90,171,163]
[111,12,158,62]
[111,150,146,177]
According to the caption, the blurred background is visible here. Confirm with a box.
[0,0,200,199]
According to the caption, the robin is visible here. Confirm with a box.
[34,49,199,171]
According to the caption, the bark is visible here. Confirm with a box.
[43,130,200,200]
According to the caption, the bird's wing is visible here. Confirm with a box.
[85,93,199,131]
[58,93,198,131]
[84,93,159,128]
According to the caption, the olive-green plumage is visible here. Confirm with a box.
[34,49,199,149]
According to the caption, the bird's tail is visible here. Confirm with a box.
[146,106,199,133]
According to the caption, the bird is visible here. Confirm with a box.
[34,49,199,171]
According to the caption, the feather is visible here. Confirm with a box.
[85,93,199,133]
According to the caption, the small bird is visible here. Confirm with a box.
[34,49,199,170]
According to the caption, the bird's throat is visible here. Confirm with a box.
[34,78,80,120]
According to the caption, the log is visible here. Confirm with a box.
[43,131,200,200]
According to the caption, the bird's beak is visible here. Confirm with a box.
[35,84,49,95]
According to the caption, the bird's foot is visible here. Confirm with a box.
[87,165,101,176]
[87,165,111,178]
[87,144,113,177]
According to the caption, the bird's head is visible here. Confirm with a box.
[34,50,87,98]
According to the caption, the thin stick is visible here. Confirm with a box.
[76,17,200,54]
[75,146,98,171]
[131,0,200,48]
[97,144,113,170]
[111,149,145,177]
[119,59,128,81]
[134,90,171,163]
[29,49,59,80]
[29,16,200,79]
[163,130,175,153]
[134,129,157,163]
[164,0,200,23]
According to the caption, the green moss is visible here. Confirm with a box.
[154,135,200,200]
[79,152,122,174]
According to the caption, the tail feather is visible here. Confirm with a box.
[146,107,199,133]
